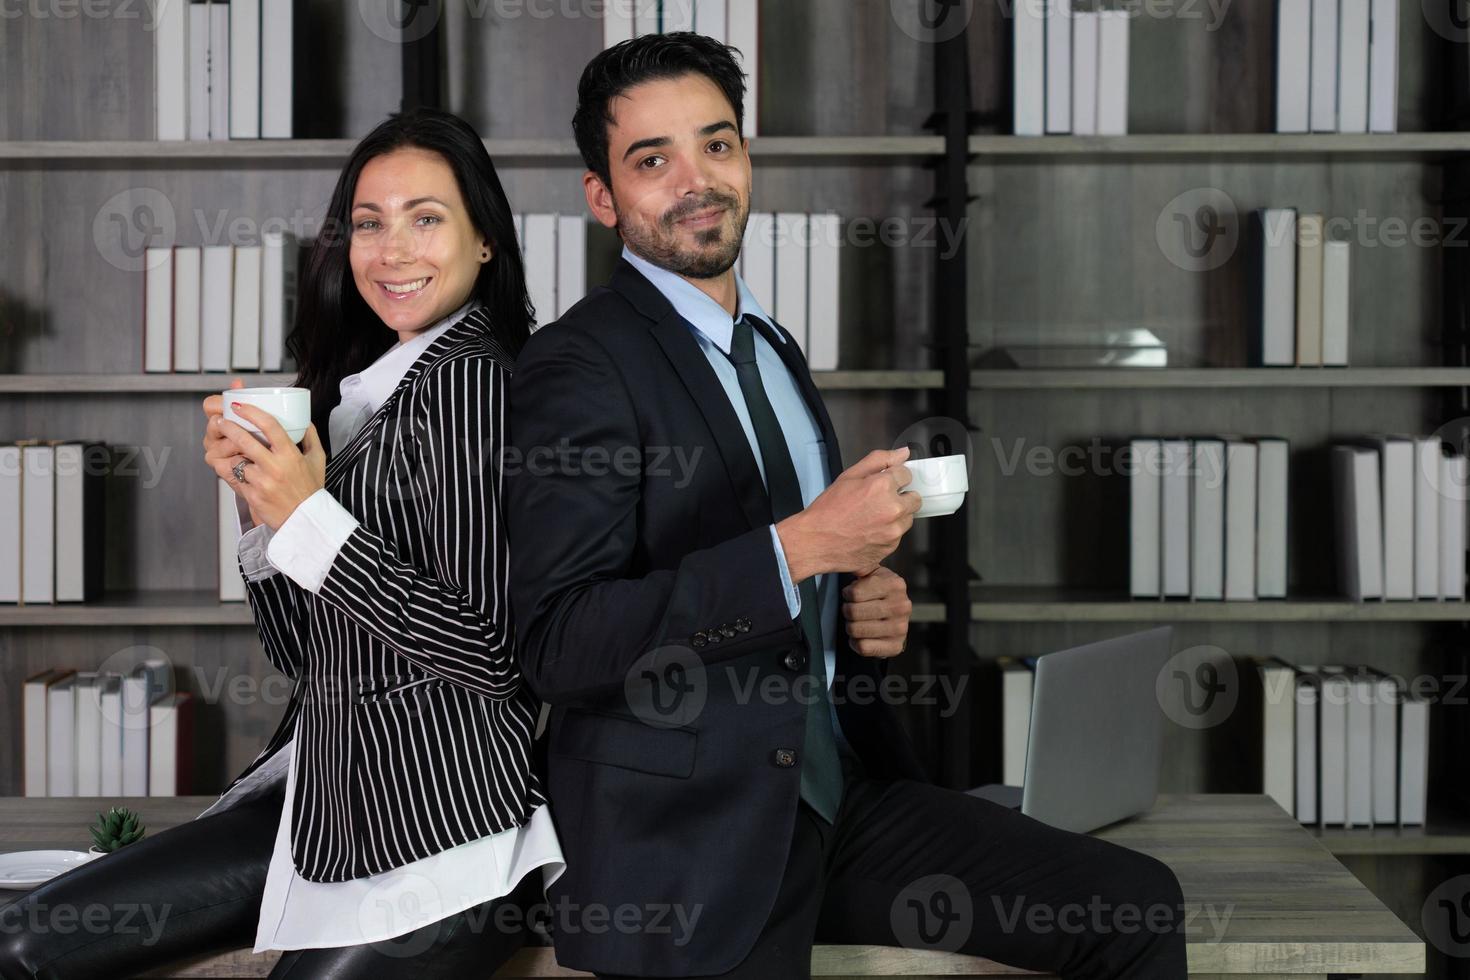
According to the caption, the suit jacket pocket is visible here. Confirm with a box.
[551,707,697,779]
[355,676,446,705]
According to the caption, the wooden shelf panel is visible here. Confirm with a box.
[969,132,1470,158]
[970,367,1470,389]
[0,592,252,626]
[965,588,1470,623]
[1316,817,1470,856]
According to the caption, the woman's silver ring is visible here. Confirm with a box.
[232,459,251,485]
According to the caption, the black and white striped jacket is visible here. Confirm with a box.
[225,308,546,883]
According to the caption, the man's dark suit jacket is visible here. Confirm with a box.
[506,257,928,977]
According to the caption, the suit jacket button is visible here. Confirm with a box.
[691,632,708,648]
[783,651,805,672]
[707,630,723,644]
[774,749,798,768]
[719,623,738,638]
[736,618,752,633]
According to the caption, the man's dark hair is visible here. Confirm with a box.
[572,31,747,190]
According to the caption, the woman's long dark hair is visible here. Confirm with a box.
[287,108,534,450]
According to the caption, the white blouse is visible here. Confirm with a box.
[202,300,565,951]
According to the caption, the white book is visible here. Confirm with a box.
[1295,214,1325,366]
[695,0,727,42]
[1096,9,1129,136]
[1071,10,1100,136]
[1318,670,1349,825]
[188,1,210,140]
[99,675,124,797]
[523,214,558,331]
[21,445,56,605]
[1370,674,1398,824]
[633,0,660,36]
[47,676,77,797]
[1225,441,1258,600]
[556,215,587,319]
[741,212,776,313]
[260,0,294,137]
[201,244,234,371]
[1001,660,1033,786]
[24,670,64,796]
[173,246,203,372]
[0,446,20,603]
[155,0,189,139]
[1045,0,1072,134]
[219,478,246,601]
[144,247,173,373]
[1129,439,1162,597]
[774,213,810,355]
[1276,0,1312,133]
[1254,209,1297,366]
[1370,435,1414,600]
[1321,239,1351,365]
[662,0,694,32]
[1014,0,1046,136]
[603,0,634,47]
[121,668,153,797]
[1441,453,1467,599]
[149,693,192,796]
[1398,695,1428,825]
[1367,0,1399,133]
[1337,0,1371,133]
[55,443,103,603]
[1161,440,1192,598]
[231,244,263,370]
[1345,674,1373,826]
[1414,437,1440,597]
[1191,439,1225,601]
[1256,438,1289,598]
[209,0,230,140]
[1332,445,1383,600]
[74,672,103,797]
[806,213,841,372]
[260,231,297,372]
[1310,0,1340,131]
[1259,660,1295,815]
[229,0,260,138]
[727,0,758,136]
[1294,671,1319,822]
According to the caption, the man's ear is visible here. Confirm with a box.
[583,170,619,230]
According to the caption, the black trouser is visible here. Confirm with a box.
[0,785,538,980]
[600,774,1188,980]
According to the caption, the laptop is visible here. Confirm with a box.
[968,626,1174,834]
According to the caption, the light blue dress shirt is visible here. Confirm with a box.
[621,248,848,743]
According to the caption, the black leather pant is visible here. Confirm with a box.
[0,784,539,979]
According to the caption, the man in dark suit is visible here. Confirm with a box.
[505,32,1187,980]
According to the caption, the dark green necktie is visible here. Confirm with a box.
[726,315,844,823]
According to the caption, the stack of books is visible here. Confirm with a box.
[23,661,194,798]
[143,232,299,373]
[514,214,589,332]
[602,0,760,137]
[0,442,107,605]
[1257,658,1428,826]
[1014,0,1130,137]
[154,0,295,140]
[1274,0,1399,134]
[1129,437,1290,601]
[1251,209,1351,367]
[739,212,843,371]
[1332,438,1468,601]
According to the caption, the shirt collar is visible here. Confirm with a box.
[339,298,478,410]
[621,246,780,355]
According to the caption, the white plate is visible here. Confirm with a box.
[0,850,99,890]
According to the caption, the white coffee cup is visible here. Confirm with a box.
[223,387,310,445]
[901,454,969,519]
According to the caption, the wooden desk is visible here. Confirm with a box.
[0,794,1425,978]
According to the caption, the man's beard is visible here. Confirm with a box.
[616,190,747,279]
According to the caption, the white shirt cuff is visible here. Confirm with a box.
[768,524,802,620]
[265,489,360,595]
[238,523,281,582]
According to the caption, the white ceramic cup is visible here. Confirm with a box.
[222,387,310,445]
[901,454,969,518]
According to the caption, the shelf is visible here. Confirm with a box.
[969,367,1470,389]
[0,592,253,627]
[1316,817,1470,856]
[0,136,944,165]
[965,587,1470,623]
[969,132,1470,159]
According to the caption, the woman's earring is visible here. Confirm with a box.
[480,249,490,261]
